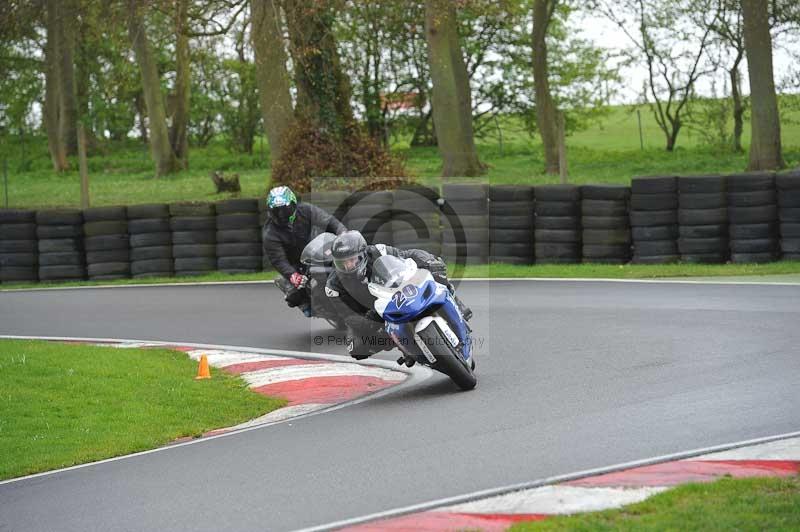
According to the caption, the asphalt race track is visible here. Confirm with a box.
[1,280,799,531]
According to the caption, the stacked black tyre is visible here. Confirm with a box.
[127,204,173,278]
[0,209,38,283]
[630,176,679,264]
[83,207,130,280]
[341,190,393,245]
[441,184,489,265]
[533,185,581,263]
[36,209,86,282]
[488,185,534,264]
[170,202,217,276]
[580,185,631,264]
[677,175,728,263]
[777,170,800,260]
[301,191,350,225]
[391,185,441,256]
[216,199,262,274]
[727,172,779,263]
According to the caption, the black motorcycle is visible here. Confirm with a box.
[276,232,346,330]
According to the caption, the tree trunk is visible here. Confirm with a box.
[424,0,484,177]
[730,56,745,153]
[57,0,79,156]
[741,0,784,170]
[410,109,436,147]
[170,0,190,168]
[127,0,179,177]
[75,26,99,154]
[532,0,559,174]
[44,0,69,172]
[666,125,680,152]
[284,0,354,137]
[251,0,294,163]
[134,92,148,144]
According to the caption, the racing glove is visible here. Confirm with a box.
[424,258,448,286]
[289,272,308,289]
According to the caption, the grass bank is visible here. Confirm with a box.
[2,261,800,291]
[0,339,286,480]
[511,476,800,531]
[1,100,798,208]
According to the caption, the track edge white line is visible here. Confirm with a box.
[295,429,800,532]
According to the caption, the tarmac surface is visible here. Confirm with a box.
[1,279,799,531]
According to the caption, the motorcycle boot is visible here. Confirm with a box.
[447,282,473,321]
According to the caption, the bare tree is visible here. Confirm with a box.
[599,0,717,151]
[703,0,747,152]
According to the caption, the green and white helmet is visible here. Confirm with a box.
[267,186,298,226]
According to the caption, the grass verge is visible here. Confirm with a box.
[2,261,800,291]
[0,339,286,480]
[511,476,800,531]
[2,99,799,208]
[449,260,800,279]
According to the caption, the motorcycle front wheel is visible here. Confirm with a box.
[417,322,477,391]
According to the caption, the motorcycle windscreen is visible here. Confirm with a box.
[300,232,337,266]
[371,255,416,288]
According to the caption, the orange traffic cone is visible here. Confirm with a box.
[195,354,211,380]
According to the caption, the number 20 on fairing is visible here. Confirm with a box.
[391,285,419,308]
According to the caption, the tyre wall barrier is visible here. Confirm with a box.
[777,170,800,260]
[1,171,799,285]
[391,185,442,256]
[488,185,534,265]
[83,206,129,280]
[534,185,581,264]
[442,184,489,265]
[216,198,262,274]
[0,208,38,283]
[342,190,393,246]
[678,175,729,263]
[581,185,631,264]
[170,202,217,277]
[727,172,778,263]
[36,209,85,282]
[630,176,678,264]
[128,203,174,279]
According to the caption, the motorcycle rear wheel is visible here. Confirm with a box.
[417,322,477,391]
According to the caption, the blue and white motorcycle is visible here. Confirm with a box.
[368,255,477,390]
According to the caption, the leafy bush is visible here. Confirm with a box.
[271,121,411,192]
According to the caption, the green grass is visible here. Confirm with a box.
[511,476,800,531]
[0,339,286,480]
[2,261,799,291]
[0,270,279,291]
[1,99,798,208]
[449,260,800,279]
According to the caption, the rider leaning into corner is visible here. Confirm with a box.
[262,185,347,315]
[325,230,472,361]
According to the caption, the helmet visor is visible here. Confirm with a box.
[334,251,367,274]
[270,205,295,225]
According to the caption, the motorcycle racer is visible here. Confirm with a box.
[262,185,346,314]
[325,230,471,360]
